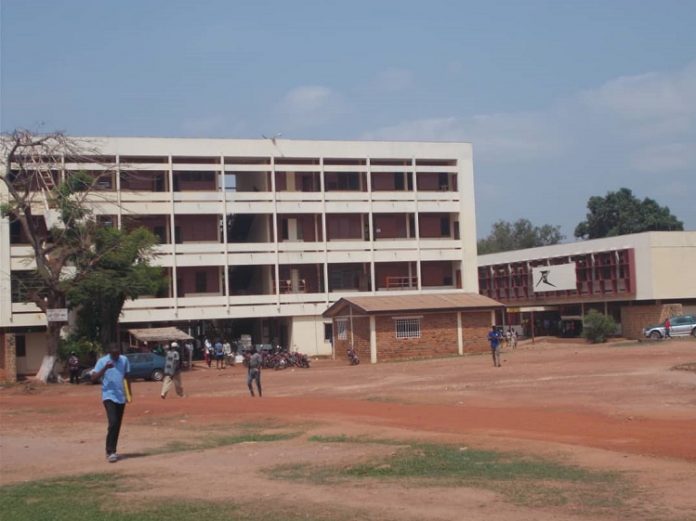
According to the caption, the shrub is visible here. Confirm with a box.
[581,310,616,344]
[57,337,102,365]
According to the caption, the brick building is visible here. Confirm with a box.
[477,231,696,339]
[323,293,503,363]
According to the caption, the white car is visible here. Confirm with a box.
[643,315,696,339]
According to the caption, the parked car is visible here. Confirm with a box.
[80,352,166,383]
[643,315,696,339]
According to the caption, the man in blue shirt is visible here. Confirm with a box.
[214,339,225,369]
[91,345,130,462]
[487,326,502,368]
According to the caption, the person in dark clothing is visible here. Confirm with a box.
[68,351,81,384]
[91,345,130,462]
[247,347,262,397]
[487,326,502,368]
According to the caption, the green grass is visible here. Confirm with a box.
[272,437,632,514]
[0,473,360,521]
[146,431,301,455]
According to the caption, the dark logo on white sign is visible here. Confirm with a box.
[535,270,557,288]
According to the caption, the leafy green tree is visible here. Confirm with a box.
[1,131,114,381]
[67,227,166,348]
[581,310,617,343]
[1,130,161,381]
[574,188,683,240]
[477,219,564,254]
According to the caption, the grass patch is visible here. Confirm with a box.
[0,473,362,521]
[146,431,301,455]
[273,438,632,515]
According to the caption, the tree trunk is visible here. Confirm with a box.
[34,298,66,383]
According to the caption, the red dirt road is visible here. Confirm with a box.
[2,339,695,463]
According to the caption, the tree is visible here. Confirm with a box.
[0,129,160,381]
[68,226,166,348]
[574,188,683,240]
[477,218,564,254]
[581,310,616,344]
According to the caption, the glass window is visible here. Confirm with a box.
[336,319,348,340]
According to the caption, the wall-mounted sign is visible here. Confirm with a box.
[532,263,577,292]
[46,308,68,322]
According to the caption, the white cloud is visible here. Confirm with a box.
[362,60,696,235]
[364,60,696,172]
[362,111,564,163]
[276,85,347,128]
[581,61,696,120]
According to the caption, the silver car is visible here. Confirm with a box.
[643,315,696,339]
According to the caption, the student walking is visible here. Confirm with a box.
[91,345,130,463]
[488,326,502,368]
[247,347,262,397]
[161,343,184,399]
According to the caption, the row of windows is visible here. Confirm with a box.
[334,317,422,340]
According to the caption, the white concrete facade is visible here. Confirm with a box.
[1,137,477,371]
[478,231,696,302]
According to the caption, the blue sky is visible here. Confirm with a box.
[2,0,695,239]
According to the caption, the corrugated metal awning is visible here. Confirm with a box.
[323,292,503,317]
[128,327,193,342]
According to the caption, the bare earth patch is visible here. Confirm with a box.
[2,339,696,520]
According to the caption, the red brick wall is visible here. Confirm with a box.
[333,315,371,363]
[621,303,684,340]
[460,312,492,353]
[176,215,219,242]
[333,310,492,363]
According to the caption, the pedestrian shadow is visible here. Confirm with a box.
[118,452,149,460]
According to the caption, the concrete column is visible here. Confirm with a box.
[369,316,377,364]
[457,312,463,355]
[2,333,17,383]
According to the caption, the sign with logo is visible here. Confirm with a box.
[532,263,576,292]
[46,308,69,322]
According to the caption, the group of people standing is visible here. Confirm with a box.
[202,338,235,369]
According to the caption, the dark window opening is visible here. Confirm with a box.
[195,272,207,293]
[16,335,26,357]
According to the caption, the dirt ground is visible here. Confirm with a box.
[2,338,696,521]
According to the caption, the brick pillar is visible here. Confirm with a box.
[2,333,17,384]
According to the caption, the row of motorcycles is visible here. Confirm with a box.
[239,345,360,368]
[241,347,311,370]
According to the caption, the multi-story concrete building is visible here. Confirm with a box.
[477,231,696,339]
[1,137,478,375]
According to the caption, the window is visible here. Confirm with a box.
[16,335,26,357]
[395,318,421,339]
[336,319,348,340]
[324,323,333,342]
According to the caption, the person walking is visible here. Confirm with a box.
[161,342,184,399]
[488,326,502,367]
[223,339,232,367]
[510,328,518,349]
[68,351,81,384]
[247,347,262,397]
[91,345,131,463]
[664,317,672,339]
[204,337,212,368]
